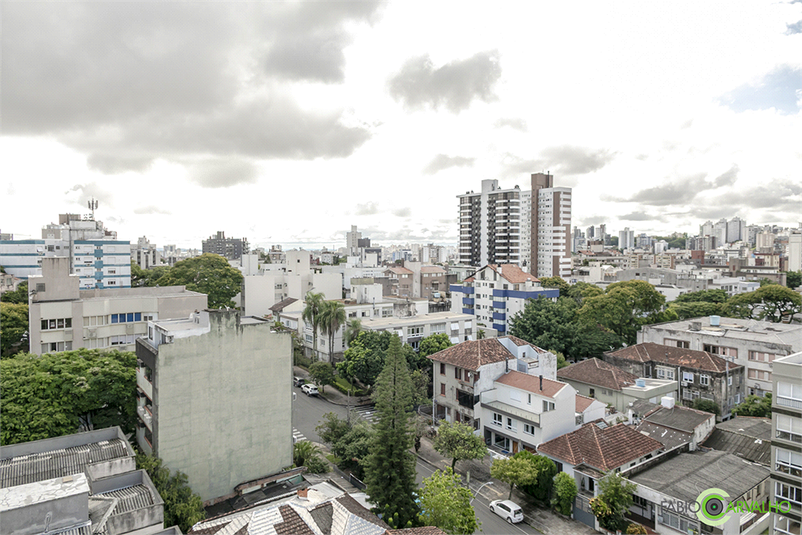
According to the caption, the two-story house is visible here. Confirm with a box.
[449,264,558,335]
[605,343,745,421]
[427,336,557,429]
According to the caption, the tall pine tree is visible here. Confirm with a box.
[364,334,420,528]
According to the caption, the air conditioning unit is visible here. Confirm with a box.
[87,329,97,339]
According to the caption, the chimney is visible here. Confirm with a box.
[297,488,308,500]
[661,396,675,409]
[539,375,543,390]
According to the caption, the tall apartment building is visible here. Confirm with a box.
[619,227,635,250]
[0,213,131,288]
[135,310,293,504]
[530,172,572,278]
[346,225,362,256]
[202,231,248,260]
[131,236,163,269]
[28,257,207,355]
[458,180,522,267]
[458,173,571,278]
[770,352,801,535]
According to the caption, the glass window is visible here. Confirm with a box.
[111,314,119,324]
[127,313,134,322]
[135,313,142,321]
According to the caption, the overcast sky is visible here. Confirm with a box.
[1,1,800,250]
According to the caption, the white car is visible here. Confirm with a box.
[489,500,524,524]
[301,384,319,396]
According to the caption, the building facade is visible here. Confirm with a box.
[771,352,802,535]
[202,231,248,260]
[457,179,523,267]
[28,257,207,355]
[530,172,572,278]
[449,264,558,335]
[638,316,802,397]
[135,310,292,503]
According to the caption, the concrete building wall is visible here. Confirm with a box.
[152,311,292,503]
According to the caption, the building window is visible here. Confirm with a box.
[492,413,502,427]
[506,417,517,431]
[440,363,446,375]
[775,482,802,505]
[748,350,776,362]
[776,449,802,478]
[776,415,802,443]
[773,515,801,535]
[440,383,446,396]
[524,423,536,435]
[656,366,675,380]
[748,369,772,381]
[455,367,461,380]
[682,372,694,384]
[700,375,710,386]
[40,318,72,330]
[778,381,802,406]
[542,400,555,412]
[703,344,737,358]
[665,338,690,349]
[658,508,697,533]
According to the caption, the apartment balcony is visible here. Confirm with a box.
[136,367,153,400]
[493,312,506,321]
[493,301,506,309]
[462,297,475,306]
[777,397,802,410]
[137,405,153,431]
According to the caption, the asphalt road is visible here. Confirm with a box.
[292,391,541,534]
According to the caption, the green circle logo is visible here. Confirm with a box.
[696,488,731,526]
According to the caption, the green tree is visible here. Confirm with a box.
[308,361,335,393]
[302,291,325,360]
[516,451,557,503]
[433,421,488,470]
[589,472,637,532]
[344,319,362,347]
[627,522,648,534]
[410,368,431,410]
[553,472,577,515]
[732,393,772,417]
[490,455,539,500]
[316,412,352,445]
[1,302,29,357]
[578,280,667,345]
[509,296,579,357]
[131,262,171,288]
[364,335,419,527]
[668,301,726,320]
[136,453,205,532]
[155,253,242,308]
[692,398,720,416]
[787,270,802,290]
[1,281,28,304]
[724,284,802,323]
[319,300,346,360]
[336,331,392,387]
[419,468,479,535]
[673,289,729,304]
[539,276,570,297]
[1,349,136,445]
[294,440,322,467]
[567,282,603,304]
[418,333,453,358]
[315,412,374,478]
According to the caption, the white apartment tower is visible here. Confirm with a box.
[531,173,572,278]
[457,180,522,267]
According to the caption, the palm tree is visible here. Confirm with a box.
[302,291,324,360]
[344,319,362,348]
[319,300,346,361]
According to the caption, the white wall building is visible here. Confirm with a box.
[457,179,523,267]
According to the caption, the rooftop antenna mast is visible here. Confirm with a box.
[88,198,98,220]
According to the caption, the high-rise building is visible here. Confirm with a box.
[530,173,572,278]
[769,352,801,535]
[201,231,248,260]
[727,216,747,243]
[619,227,635,250]
[346,225,362,256]
[457,179,522,267]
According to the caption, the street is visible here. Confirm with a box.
[292,389,541,535]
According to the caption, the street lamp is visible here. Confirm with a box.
[470,481,493,504]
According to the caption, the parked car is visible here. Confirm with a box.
[301,384,319,396]
[293,376,305,387]
[489,500,524,524]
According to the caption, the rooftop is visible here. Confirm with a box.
[701,417,772,465]
[78,285,206,301]
[494,370,567,399]
[606,343,742,373]
[635,422,692,451]
[556,358,639,391]
[575,395,598,413]
[629,450,770,503]
[426,337,522,371]
[643,316,802,344]
[538,421,663,472]
[359,311,474,330]
[464,264,539,284]
[640,404,715,434]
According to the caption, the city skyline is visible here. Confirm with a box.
[1,2,800,250]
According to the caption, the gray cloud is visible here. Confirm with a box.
[620,211,664,222]
[423,154,476,175]
[393,208,412,217]
[617,173,707,206]
[718,65,802,114]
[786,20,802,34]
[577,215,608,226]
[713,165,739,188]
[189,159,259,188]
[494,118,528,131]
[501,146,615,184]
[1,2,375,172]
[133,206,171,215]
[388,50,501,113]
[65,182,115,208]
[355,202,380,216]
[711,179,802,210]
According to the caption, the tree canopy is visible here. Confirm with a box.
[337,330,422,387]
[0,280,28,304]
[418,333,453,359]
[319,300,346,358]
[490,454,539,500]
[538,276,570,297]
[136,453,206,532]
[433,421,488,470]
[364,335,419,527]
[302,291,325,360]
[732,393,772,417]
[589,472,637,532]
[418,468,479,535]
[515,451,557,503]
[308,361,335,393]
[787,270,802,290]
[154,254,242,308]
[1,302,29,357]
[553,472,577,515]
[1,349,136,445]
[724,284,802,323]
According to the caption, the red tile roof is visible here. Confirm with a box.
[464,264,539,284]
[420,265,446,274]
[538,421,663,471]
[427,337,539,371]
[606,343,742,373]
[557,358,639,391]
[575,394,597,413]
[495,370,567,399]
[385,266,413,275]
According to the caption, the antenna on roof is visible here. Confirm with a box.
[87,198,98,220]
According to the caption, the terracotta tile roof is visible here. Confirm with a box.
[463,264,539,284]
[426,338,516,371]
[335,493,389,529]
[275,505,316,535]
[606,343,742,373]
[385,266,413,275]
[538,421,663,471]
[504,335,548,351]
[495,370,567,399]
[557,358,639,391]
[420,266,446,274]
[575,394,596,413]
[269,297,298,313]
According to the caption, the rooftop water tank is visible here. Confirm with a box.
[710,315,721,326]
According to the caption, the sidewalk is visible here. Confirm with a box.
[414,432,596,535]
[293,366,373,407]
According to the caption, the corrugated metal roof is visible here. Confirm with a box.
[0,439,130,488]
[99,484,155,515]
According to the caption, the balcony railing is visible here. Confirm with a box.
[777,397,802,410]
[137,405,153,430]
